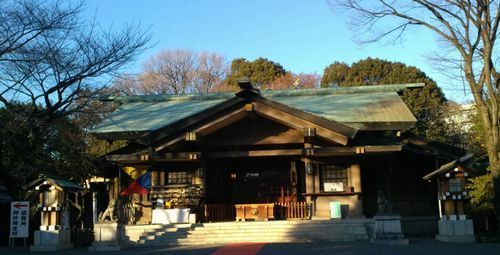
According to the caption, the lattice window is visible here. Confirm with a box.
[167,171,192,185]
[449,178,462,192]
[320,165,348,192]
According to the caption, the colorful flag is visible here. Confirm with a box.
[121,172,151,196]
[122,166,148,180]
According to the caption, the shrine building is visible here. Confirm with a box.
[91,80,460,234]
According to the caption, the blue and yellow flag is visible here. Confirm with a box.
[122,166,148,180]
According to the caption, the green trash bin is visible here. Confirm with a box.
[329,201,341,219]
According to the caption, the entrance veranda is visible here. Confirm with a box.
[202,157,309,222]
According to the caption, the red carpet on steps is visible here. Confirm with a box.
[210,243,265,255]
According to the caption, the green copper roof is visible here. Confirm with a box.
[99,83,424,103]
[273,92,416,130]
[93,84,421,135]
[93,99,228,133]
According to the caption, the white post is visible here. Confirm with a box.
[93,192,97,223]
[438,197,443,219]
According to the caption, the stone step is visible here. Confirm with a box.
[140,228,185,236]
[138,230,191,241]
[187,229,365,236]
[187,227,366,235]
[189,227,364,233]
[195,223,367,229]
[181,235,362,242]
[196,220,370,226]
[129,220,373,247]
[175,236,359,245]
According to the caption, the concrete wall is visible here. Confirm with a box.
[401,216,438,237]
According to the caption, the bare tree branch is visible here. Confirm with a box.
[331,0,499,180]
[0,0,151,121]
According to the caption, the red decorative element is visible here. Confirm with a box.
[13,203,28,209]
[211,243,265,255]
[120,172,151,196]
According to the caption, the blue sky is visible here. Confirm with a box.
[85,0,471,103]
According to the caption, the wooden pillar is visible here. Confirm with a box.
[350,164,363,216]
[290,162,298,202]
[350,164,362,193]
[444,200,455,219]
[160,171,165,186]
[313,164,320,193]
[110,177,119,201]
[304,160,314,203]
[151,171,159,187]
[193,168,205,186]
[194,168,206,192]
[303,127,315,203]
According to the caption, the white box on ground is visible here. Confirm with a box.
[152,208,190,224]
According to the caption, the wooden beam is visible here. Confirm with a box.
[153,108,248,152]
[205,128,304,147]
[364,145,403,153]
[108,145,402,162]
[253,102,349,145]
[106,152,202,163]
[254,97,357,138]
[207,149,303,158]
[194,108,248,136]
[312,145,403,157]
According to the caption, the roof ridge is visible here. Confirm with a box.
[100,83,424,104]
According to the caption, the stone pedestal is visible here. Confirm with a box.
[372,215,409,245]
[30,229,73,252]
[88,222,122,252]
[435,219,475,243]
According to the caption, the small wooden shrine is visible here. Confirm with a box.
[423,154,476,242]
[24,174,83,251]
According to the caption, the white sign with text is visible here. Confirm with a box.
[324,182,344,192]
[10,201,29,238]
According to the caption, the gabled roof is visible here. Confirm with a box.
[23,174,83,191]
[92,83,421,143]
[423,154,475,180]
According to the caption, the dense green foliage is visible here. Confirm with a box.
[0,104,101,198]
[468,174,495,214]
[225,58,287,88]
[322,58,448,141]
[320,61,350,87]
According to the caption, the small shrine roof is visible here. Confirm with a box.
[23,174,83,191]
[423,153,475,180]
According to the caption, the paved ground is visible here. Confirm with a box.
[3,239,500,255]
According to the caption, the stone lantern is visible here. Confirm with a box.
[423,154,476,243]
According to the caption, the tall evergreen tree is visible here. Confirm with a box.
[322,58,447,141]
[225,58,287,89]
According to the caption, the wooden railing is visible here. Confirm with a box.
[204,204,236,222]
[274,202,310,219]
[202,202,311,222]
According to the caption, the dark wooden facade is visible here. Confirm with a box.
[93,83,460,225]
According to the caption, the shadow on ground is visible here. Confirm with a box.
[3,238,500,255]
